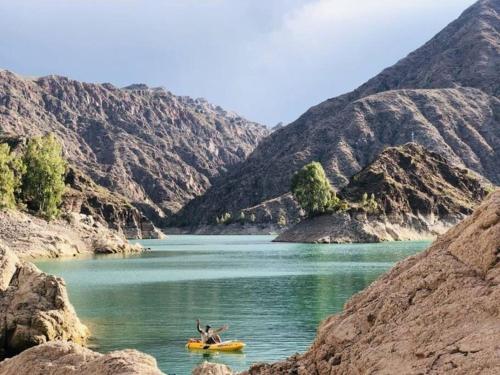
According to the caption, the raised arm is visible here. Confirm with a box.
[213,324,229,334]
[196,319,203,333]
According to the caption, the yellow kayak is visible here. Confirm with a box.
[186,339,245,352]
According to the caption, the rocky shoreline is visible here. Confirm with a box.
[0,234,164,374]
[274,211,457,244]
[0,209,142,260]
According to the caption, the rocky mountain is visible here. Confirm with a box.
[241,190,500,375]
[276,143,491,243]
[175,0,500,226]
[0,71,268,223]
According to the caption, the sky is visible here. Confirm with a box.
[0,0,476,126]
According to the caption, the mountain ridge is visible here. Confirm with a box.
[174,0,500,226]
[0,69,269,222]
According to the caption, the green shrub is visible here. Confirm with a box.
[21,134,66,220]
[291,162,337,216]
[216,212,232,225]
[0,144,24,209]
[277,214,287,227]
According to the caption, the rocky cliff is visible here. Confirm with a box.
[63,167,163,239]
[176,0,500,226]
[276,143,492,243]
[0,244,88,358]
[0,71,268,223]
[242,190,500,374]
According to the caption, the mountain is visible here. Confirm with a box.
[175,0,500,226]
[0,71,268,222]
[276,143,491,243]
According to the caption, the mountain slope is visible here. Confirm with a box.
[175,0,500,226]
[0,71,268,221]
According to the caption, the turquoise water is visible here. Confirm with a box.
[35,235,429,374]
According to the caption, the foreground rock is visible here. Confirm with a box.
[245,190,500,374]
[192,362,233,375]
[0,209,141,259]
[277,143,491,243]
[0,341,164,375]
[0,244,88,357]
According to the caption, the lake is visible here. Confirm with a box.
[35,235,429,374]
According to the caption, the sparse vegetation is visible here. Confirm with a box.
[238,211,246,224]
[360,192,378,213]
[277,214,287,227]
[216,212,232,225]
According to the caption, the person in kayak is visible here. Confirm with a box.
[196,319,229,344]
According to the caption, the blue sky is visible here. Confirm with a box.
[0,0,475,126]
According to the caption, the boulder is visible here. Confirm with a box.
[0,244,88,357]
[193,362,234,375]
[0,341,164,375]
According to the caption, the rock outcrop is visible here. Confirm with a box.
[0,209,141,259]
[192,362,233,375]
[276,143,492,243]
[244,190,500,374]
[0,244,88,357]
[63,167,164,239]
[0,341,164,375]
[0,72,268,223]
[175,0,500,227]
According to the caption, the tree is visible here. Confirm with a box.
[238,211,246,224]
[249,213,256,223]
[367,193,378,212]
[22,134,66,219]
[0,144,23,209]
[360,192,378,213]
[291,162,336,217]
[277,214,287,227]
[217,212,232,225]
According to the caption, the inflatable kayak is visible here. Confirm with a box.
[186,339,245,352]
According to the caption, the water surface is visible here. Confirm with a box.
[36,235,429,374]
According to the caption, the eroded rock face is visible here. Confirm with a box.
[246,190,500,374]
[176,0,500,226]
[0,341,164,375]
[0,72,268,222]
[63,167,164,239]
[0,245,88,357]
[276,143,491,243]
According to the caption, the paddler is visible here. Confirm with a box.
[196,319,229,344]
